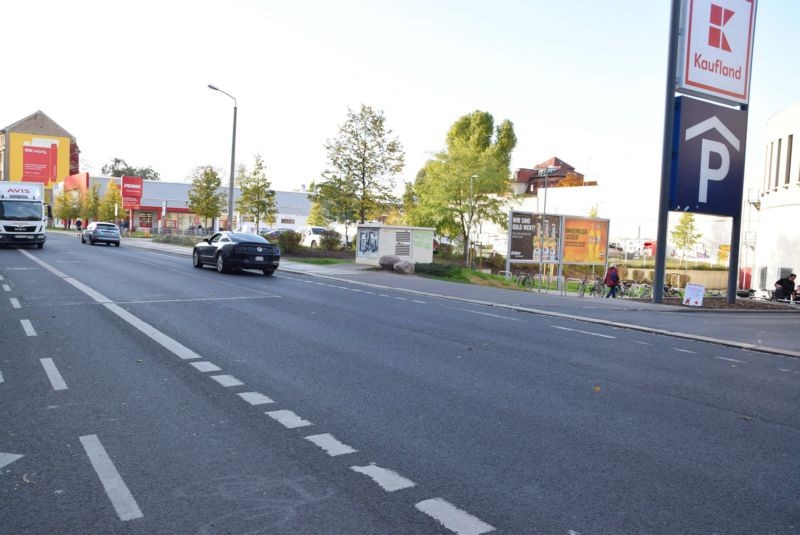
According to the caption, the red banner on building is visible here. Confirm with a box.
[121,176,143,209]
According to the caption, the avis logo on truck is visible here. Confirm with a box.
[0,182,51,249]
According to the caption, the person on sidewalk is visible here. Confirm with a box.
[604,264,620,298]
[774,273,796,301]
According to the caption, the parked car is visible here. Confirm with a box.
[81,222,121,246]
[295,226,327,248]
[192,231,280,276]
[262,227,293,241]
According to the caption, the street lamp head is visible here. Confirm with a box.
[207,84,219,91]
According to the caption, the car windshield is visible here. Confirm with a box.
[229,232,269,243]
[97,224,118,230]
[0,200,42,221]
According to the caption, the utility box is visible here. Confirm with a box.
[356,224,435,267]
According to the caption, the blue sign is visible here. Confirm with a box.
[669,96,748,217]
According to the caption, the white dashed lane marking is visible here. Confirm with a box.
[0,370,4,383]
[459,308,520,322]
[80,434,143,522]
[266,409,313,428]
[20,319,37,337]
[190,361,222,372]
[210,375,244,387]
[551,325,615,339]
[415,497,495,535]
[716,356,744,363]
[2,284,10,292]
[40,358,68,391]
[10,298,21,309]
[673,348,697,354]
[238,392,274,405]
[351,463,416,492]
[412,299,426,304]
[305,433,358,456]
[632,340,652,346]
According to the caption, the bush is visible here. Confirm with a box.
[276,230,301,253]
[415,262,459,277]
[320,230,342,251]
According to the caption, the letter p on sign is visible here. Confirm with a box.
[698,139,729,203]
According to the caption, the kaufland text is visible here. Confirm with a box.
[693,53,742,79]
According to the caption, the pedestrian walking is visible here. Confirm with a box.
[604,264,620,298]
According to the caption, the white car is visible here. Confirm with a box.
[296,226,328,248]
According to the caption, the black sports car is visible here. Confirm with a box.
[192,232,280,276]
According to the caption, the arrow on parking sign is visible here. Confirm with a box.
[0,452,24,470]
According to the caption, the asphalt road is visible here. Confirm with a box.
[2,234,799,534]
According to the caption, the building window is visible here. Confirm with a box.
[280,218,295,224]
[768,142,774,190]
[787,134,794,185]
[775,138,782,188]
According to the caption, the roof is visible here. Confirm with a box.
[514,156,583,183]
[2,110,76,139]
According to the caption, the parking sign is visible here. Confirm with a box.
[669,96,748,217]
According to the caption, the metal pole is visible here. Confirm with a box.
[539,174,548,293]
[208,84,237,231]
[653,0,682,303]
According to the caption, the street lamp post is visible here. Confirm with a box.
[208,84,237,231]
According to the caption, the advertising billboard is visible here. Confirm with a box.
[508,211,561,263]
[121,176,143,209]
[562,217,609,264]
[8,133,71,186]
[677,0,757,104]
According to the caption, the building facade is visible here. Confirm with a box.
[750,102,800,290]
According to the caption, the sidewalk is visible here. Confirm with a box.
[118,235,800,359]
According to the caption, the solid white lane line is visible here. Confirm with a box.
[673,348,697,354]
[237,392,274,405]
[459,308,520,321]
[716,356,745,363]
[104,304,203,360]
[79,434,143,521]
[40,359,68,391]
[415,497,495,535]
[351,463,416,492]
[190,361,222,372]
[266,410,313,429]
[20,319,37,337]
[551,325,615,339]
[305,433,357,456]
[19,251,209,363]
[10,297,21,308]
[210,374,244,387]
[2,284,10,292]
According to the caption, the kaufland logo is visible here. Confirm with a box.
[708,4,734,52]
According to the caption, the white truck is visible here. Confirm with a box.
[0,182,51,249]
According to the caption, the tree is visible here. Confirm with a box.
[54,190,81,228]
[80,183,102,222]
[236,155,277,232]
[188,166,226,228]
[306,197,330,227]
[671,212,702,268]
[102,157,161,181]
[316,104,405,224]
[98,181,123,222]
[308,180,359,246]
[408,110,517,262]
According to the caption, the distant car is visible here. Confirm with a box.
[296,225,328,248]
[81,222,121,246]
[192,231,280,276]
[262,228,293,240]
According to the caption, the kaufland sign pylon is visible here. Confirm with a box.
[677,0,757,105]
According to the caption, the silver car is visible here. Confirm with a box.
[81,222,121,247]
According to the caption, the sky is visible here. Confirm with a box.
[3,0,798,238]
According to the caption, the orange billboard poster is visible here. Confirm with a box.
[562,217,610,264]
[8,132,71,186]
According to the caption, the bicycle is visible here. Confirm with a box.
[589,278,604,298]
[513,271,535,290]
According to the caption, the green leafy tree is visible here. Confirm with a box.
[306,196,330,226]
[308,180,359,246]
[54,190,81,228]
[188,166,226,228]
[98,181,124,222]
[671,212,702,268]
[316,104,405,224]
[80,183,102,222]
[102,157,161,181]
[236,155,277,232]
[408,110,516,261]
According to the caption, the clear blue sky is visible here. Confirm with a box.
[2,0,797,235]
